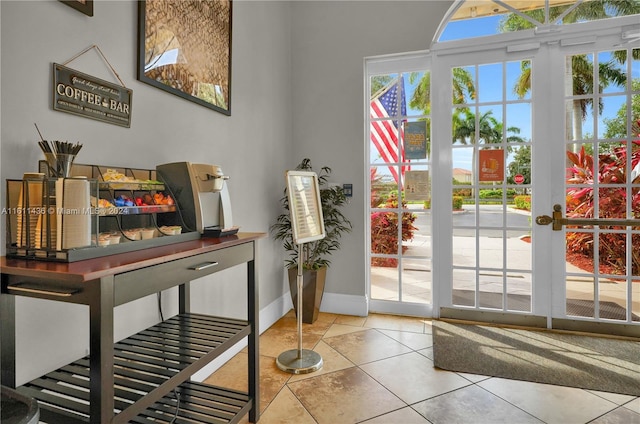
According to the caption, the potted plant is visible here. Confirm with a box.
[271,158,352,323]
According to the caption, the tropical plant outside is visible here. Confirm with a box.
[370,168,418,267]
[503,0,640,141]
[501,0,640,277]
[565,143,640,275]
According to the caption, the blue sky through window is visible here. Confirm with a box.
[439,15,503,42]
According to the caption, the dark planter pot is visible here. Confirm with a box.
[287,266,327,324]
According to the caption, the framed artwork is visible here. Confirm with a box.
[137,0,232,116]
[60,0,93,17]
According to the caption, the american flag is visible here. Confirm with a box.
[370,78,407,185]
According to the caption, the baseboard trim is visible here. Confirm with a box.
[320,292,368,317]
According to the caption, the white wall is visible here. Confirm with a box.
[1,0,293,384]
[1,0,452,385]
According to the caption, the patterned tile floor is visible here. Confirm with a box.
[204,311,640,424]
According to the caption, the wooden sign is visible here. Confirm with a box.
[53,63,132,127]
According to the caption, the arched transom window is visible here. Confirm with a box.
[437,0,640,42]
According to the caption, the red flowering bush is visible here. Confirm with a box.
[565,141,640,275]
[371,193,418,267]
[370,167,418,267]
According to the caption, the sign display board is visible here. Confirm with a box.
[479,149,504,182]
[286,171,325,244]
[404,170,430,201]
[53,63,132,127]
[404,121,428,159]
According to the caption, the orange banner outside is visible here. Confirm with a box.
[479,149,504,182]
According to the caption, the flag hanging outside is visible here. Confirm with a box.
[370,77,407,185]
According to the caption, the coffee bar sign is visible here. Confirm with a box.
[53,63,132,128]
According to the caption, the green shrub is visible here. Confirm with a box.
[513,195,531,211]
[452,196,464,210]
[453,188,472,197]
[479,188,517,199]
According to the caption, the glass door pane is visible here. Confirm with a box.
[451,59,534,314]
[563,47,639,323]
[368,65,432,315]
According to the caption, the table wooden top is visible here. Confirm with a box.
[1,232,266,283]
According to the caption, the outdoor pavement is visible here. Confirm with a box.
[371,205,639,319]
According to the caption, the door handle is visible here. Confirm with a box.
[536,204,640,231]
[535,215,553,226]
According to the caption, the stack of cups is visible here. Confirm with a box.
[16,173,45,248]
[56,177,91,250]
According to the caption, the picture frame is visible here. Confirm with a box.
[137,0,232,116]
[59,0,93,17]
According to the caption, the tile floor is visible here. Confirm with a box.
[204,311,640,424]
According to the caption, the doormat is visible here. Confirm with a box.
[432,320,640,396]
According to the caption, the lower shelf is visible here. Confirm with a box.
[17,313,253,423]
[132,380,251,424]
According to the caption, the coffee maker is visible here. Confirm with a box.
[156,162,238,237]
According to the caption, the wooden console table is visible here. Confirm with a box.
[1,233,265,423]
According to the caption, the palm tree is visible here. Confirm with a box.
[410,67,478,156]
[567,54,628,141]
[452,108,526,188]
[501,0,640,141]
[409,64,524,190]
[453,109,525,149]
[409,67,476,114]
[499,0,640,32]
[453,109,498,145]
[407,68,477,159]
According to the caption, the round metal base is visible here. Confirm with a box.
[276,349,323,374]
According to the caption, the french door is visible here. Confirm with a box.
[366,52,433,317]
[548,36,640,335]
[432,21,640,336]
[432,46,541,326]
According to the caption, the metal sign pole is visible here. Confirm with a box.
[296,247,303,357]
[276,242,323,374]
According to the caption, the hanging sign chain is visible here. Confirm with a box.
[62,44,127,88]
